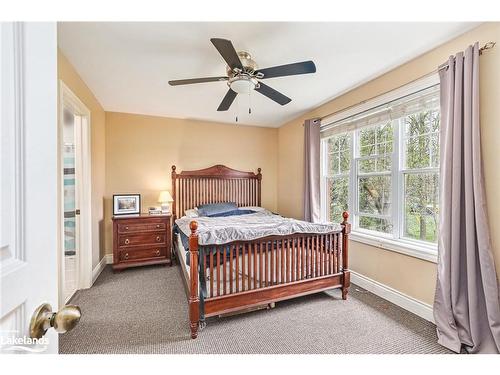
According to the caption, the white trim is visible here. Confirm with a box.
[350,231,438,263]
[91,254,113,285]
[58,80,93,308]
[91,256,107,285]
[105,254,113,264]
[350,270,434,323]
[322,73,440,128]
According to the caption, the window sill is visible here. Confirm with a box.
[349,231,438,263]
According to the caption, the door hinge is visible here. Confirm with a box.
[75,209,80,215]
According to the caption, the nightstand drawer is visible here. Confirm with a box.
[118,233,166,247]
[119,247,166,262]
[118,221,166,233]
[112,214,171,271]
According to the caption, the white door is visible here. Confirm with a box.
[0,22,59,353]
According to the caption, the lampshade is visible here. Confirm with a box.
[158,190,173,203]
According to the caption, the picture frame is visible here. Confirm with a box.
[113,194,141,216]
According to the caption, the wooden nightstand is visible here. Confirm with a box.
[112,214,172,271]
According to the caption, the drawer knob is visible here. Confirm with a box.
[125,226,129,230]
[156,224,160,228]
[124,253,129,260]
[124,238,130,245]
[155,250,160,256]
[156,236,161,242]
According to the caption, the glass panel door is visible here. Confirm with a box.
[63,108,78,302]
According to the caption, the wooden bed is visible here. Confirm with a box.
[171,164,350,339]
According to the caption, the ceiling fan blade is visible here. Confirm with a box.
[217,89,237,111]
[168,76,228,86]
[255,61,316,79]
[210,38,243,71]
[255,82,291,106]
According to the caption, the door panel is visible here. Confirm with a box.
[0,22,59,353]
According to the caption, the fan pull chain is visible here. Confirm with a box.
[235,94,239,123]
[248,89,252,114]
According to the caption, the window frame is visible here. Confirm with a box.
[320,75,440,263]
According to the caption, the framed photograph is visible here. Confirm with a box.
[113,194,141,216]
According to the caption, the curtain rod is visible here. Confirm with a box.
[316,41,496,122]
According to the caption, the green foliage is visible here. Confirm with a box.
[328,176,348,223]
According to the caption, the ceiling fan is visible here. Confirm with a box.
[168,38,316,111]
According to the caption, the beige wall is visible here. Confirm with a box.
[58,51,106,268]
[277,23,500,305]
[104,112,278,254]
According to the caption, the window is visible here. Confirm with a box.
[320,79,440,257]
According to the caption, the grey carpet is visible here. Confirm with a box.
[60,265,451,354]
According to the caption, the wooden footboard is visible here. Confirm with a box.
[187,212,351,339]
[171,164,350,339]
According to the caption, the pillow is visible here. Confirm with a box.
[184,208,199,218]
[197,202,237,217]
[207,209,256,218]
[239,206,266,212]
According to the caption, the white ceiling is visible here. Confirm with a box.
[58,22,478,128]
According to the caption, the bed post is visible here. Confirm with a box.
[171,165,177,221]
[257,168,262,206]
[188,221,200,339]
[341,211,351,300]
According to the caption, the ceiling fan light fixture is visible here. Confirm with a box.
[228,76,257,94]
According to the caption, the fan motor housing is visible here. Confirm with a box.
[226,51,258,76]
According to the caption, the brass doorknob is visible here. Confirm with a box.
[29,303,81,339]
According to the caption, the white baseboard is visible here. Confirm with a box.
[105,254,113,264]
[350,271,434,323]
[91,254,114,285]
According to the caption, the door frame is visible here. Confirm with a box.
[58,80,92,306]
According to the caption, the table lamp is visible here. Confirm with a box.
[158,190,173,214]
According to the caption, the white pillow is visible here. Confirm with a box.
[239,206,266,212]
[184,208,199,218]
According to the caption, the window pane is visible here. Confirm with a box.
[405,134,431,169]
[358,158,375,173]
[430,111,440,132]
[359,122,393,157]
[326,133,351,176]
[359,127,376,157]
[339,149,350,173]
[358,175,391,216]
[327,137,339,153]
[359,216,393,233]
[430,133,439,168]
[403,172,439,243]
[328,153,340,175]
[376,122,393,154]
[358,155,391,173]
[404,110,440,169]
[327,176,348,222]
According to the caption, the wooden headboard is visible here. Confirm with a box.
[171,165,262,220]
